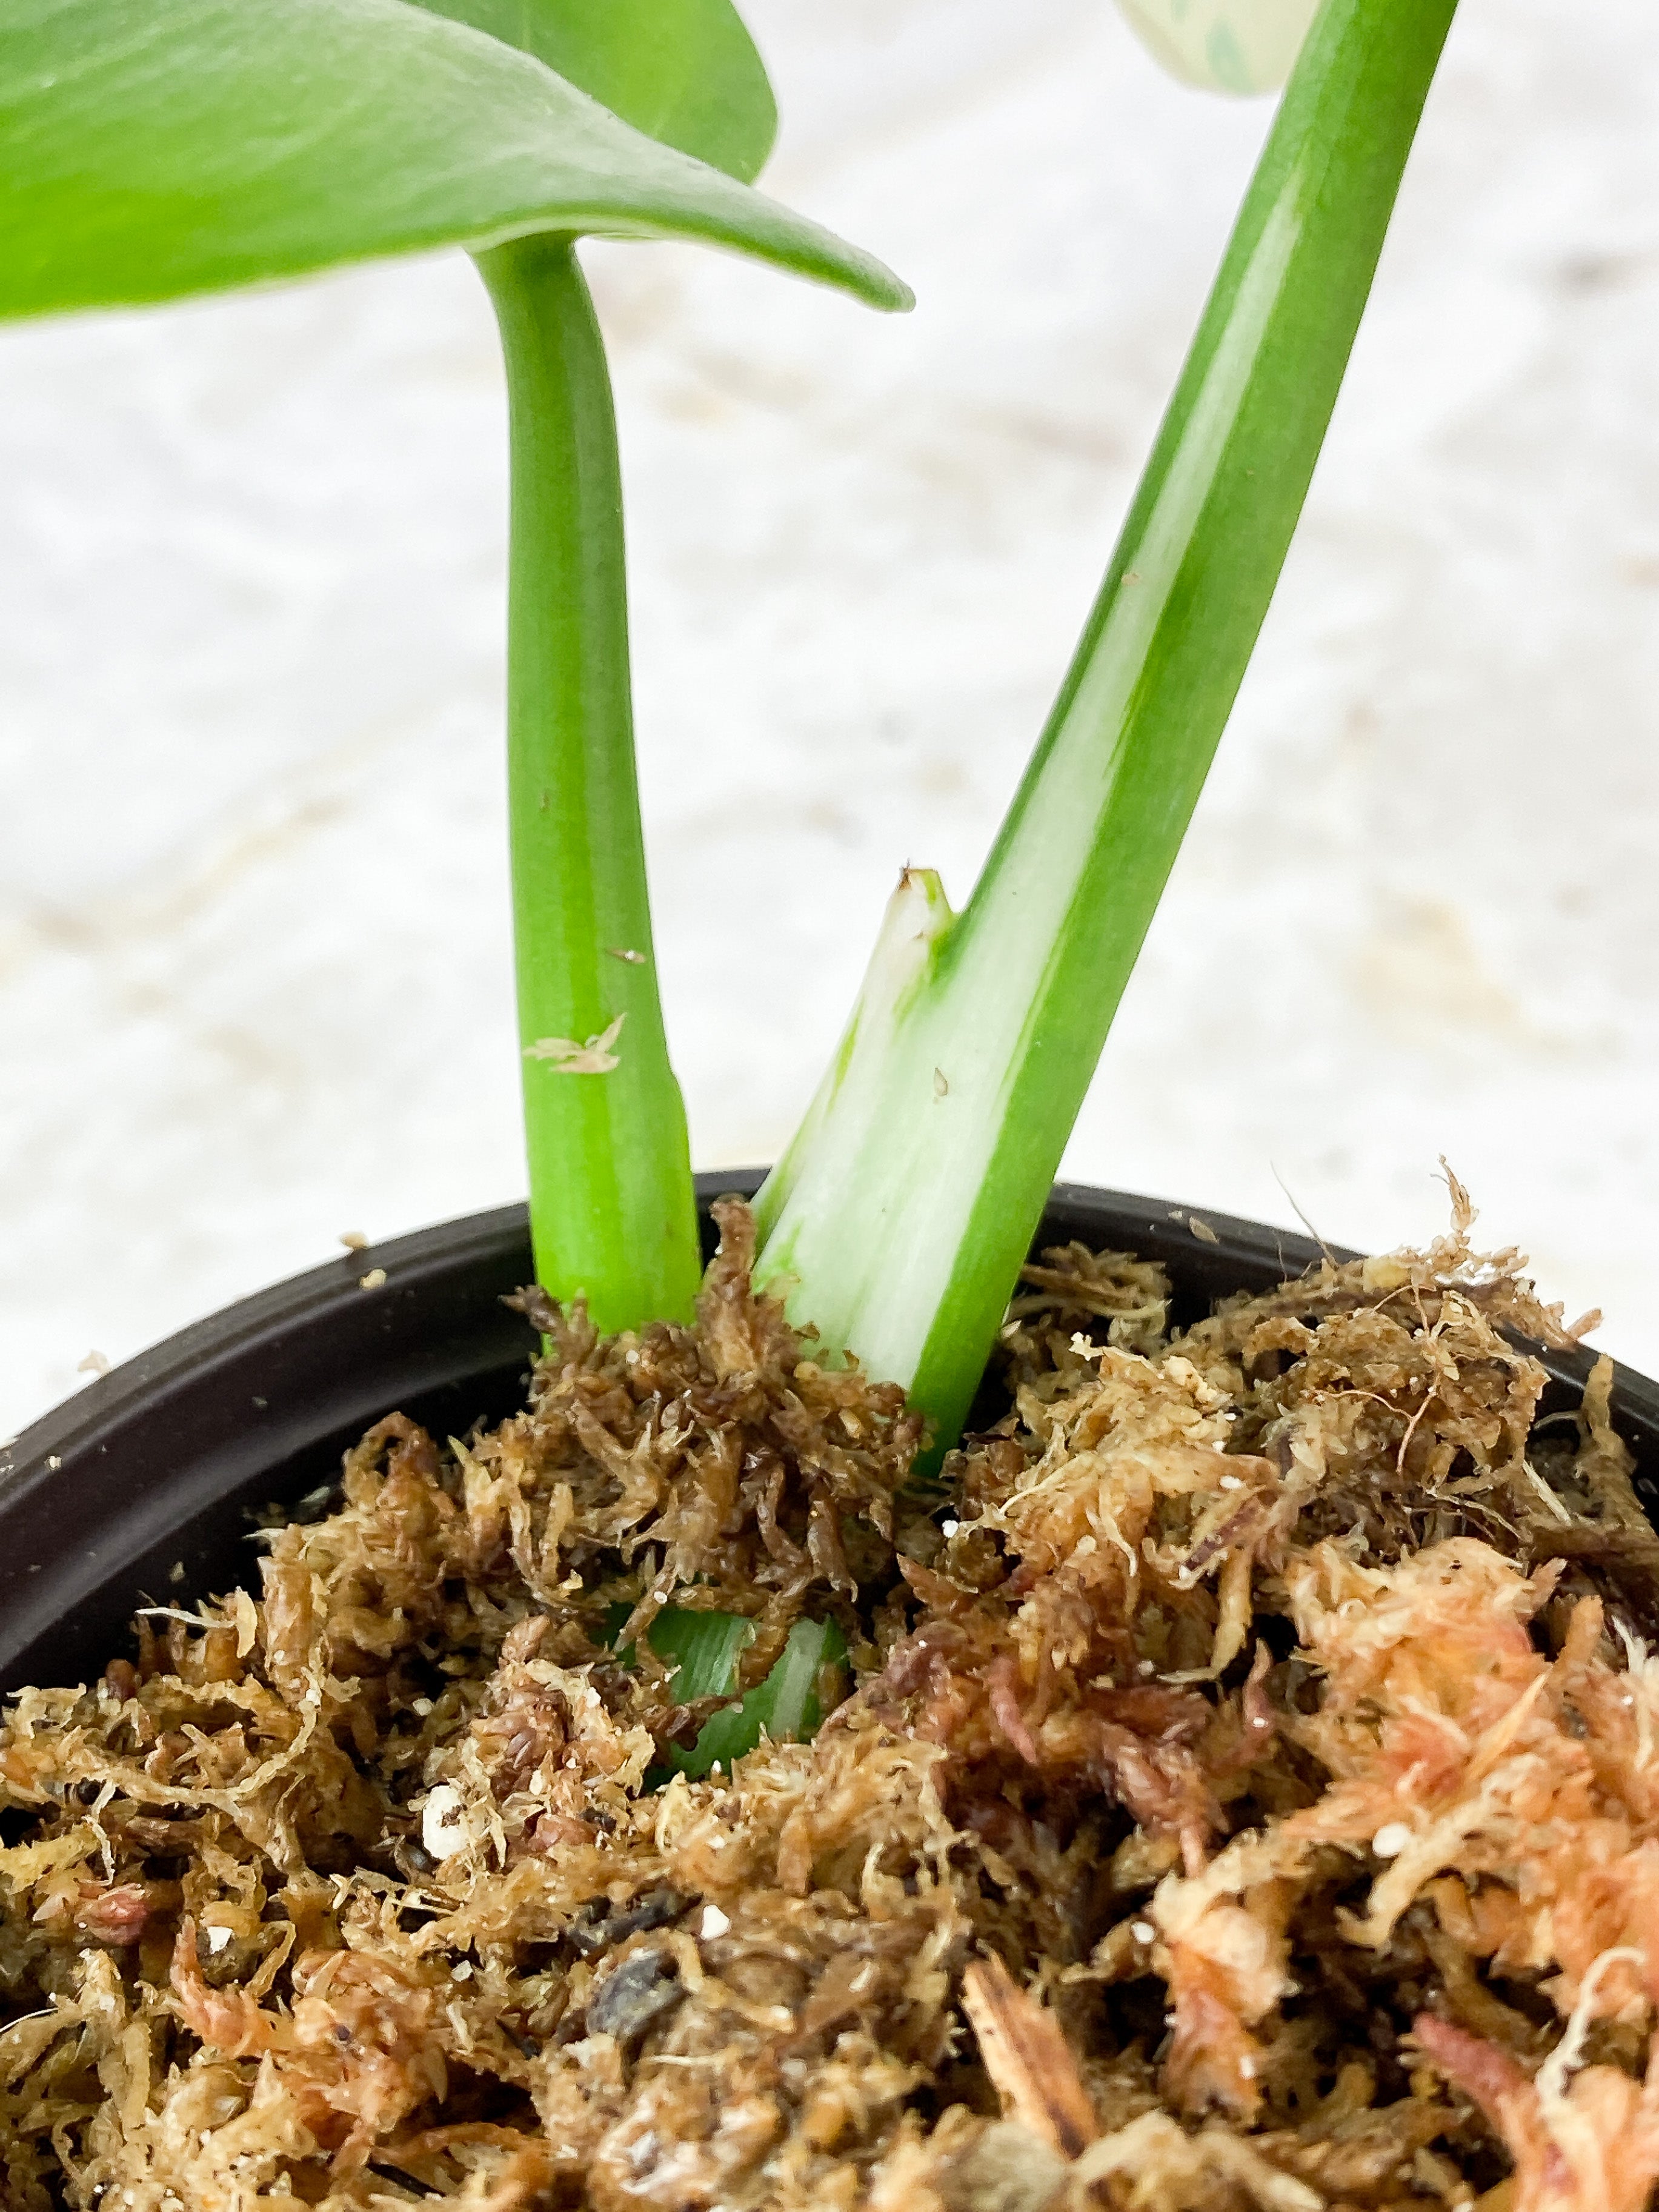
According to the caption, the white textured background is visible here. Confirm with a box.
[3,0,1658,1438]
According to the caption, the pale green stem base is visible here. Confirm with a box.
[756,0,1458,1451]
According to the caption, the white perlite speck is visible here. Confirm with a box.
[422,1785,468,1862]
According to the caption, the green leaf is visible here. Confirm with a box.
[663,1616,846,1777]
[0,0,908,323]
[608,1606,848,1778]
[640,1606,757,1704]
[410,0,776,182]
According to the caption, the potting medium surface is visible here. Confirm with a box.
[5,1195,1659,2208]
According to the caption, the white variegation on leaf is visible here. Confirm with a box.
[1114,0,1320,92]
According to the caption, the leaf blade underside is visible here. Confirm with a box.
[0,0,907,322]
[410,0,777,181]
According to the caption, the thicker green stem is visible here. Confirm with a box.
[756,0,1458,1450]
[478,233,700,1331]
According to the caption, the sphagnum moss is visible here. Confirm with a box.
[4,1202,1655,2211]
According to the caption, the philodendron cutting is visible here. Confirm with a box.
[1,0,1455,1743]
[20,12,1659,2212]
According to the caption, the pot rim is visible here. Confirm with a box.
[0,1175,1347,1495]
[5,1174,1656,1695]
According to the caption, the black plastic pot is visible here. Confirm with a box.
[5,1174,1658,1697]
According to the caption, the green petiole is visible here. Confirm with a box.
[479,234,703,1334]
[755,0,1458,1455]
